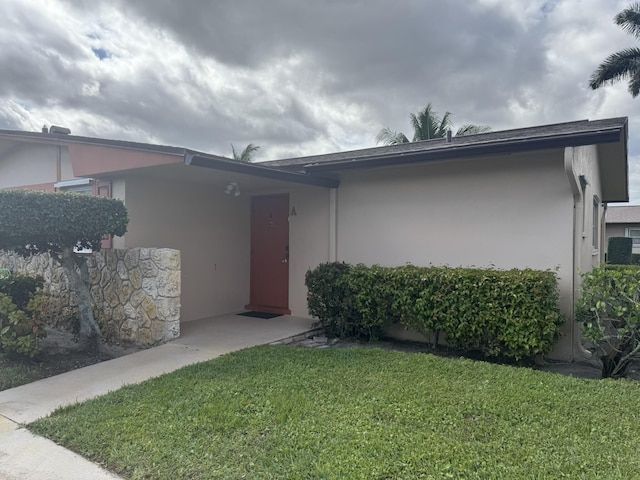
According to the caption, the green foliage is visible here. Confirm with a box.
[577,266,640,378]
[306,263,563,360]
[0,292,46,357]
[608,236,633,264]
[0,273,44,310]
[633,253,640,265]
[305,262,355,337]
[589,3,640,97]
[0,190,128,256]
[376,102,491,145]
[231,143,260,162]
[29,346,640,479]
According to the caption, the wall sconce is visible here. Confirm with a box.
[224,182,240,197]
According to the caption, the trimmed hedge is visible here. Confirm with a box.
[608,237,633,265]
[306,263,564,360]
[0,190,128,255]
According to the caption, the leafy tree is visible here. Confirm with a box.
[589,3,640,97]
[376,103,491,146]
[231,143,260,162]
[0,190,128,351]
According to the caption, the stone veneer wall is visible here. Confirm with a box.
[0,248,181,346]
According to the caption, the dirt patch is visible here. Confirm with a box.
[290,335,640,381]
[9,327,145,381]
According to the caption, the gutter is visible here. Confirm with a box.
[184,153,340,188]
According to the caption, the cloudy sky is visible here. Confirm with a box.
[2,0,639,201]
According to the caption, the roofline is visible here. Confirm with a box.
[0,129,187,156]
[184,153,339,188]
[303,125,626,173]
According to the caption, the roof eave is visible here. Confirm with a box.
[184,153,339,188]
[303,127,625,173]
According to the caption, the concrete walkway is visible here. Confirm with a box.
[0,313,315,480]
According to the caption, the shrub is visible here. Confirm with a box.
[305,262,355,338]
[306,264,398,340]
[306,263,564,360]
[0,292,46,357]
[0,273,44,310]
[608,237,633,265]
[632,253,640,265]
[577,266,640,378]
[391,267,563,360]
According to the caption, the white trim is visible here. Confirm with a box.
[54,178,93,189]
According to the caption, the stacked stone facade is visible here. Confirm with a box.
[0,248,181,346]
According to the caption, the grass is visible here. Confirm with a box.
[30,346,640,479]
[0,353,45,390]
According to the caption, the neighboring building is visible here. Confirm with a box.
[606,205,640,254]
[0,117,629,360]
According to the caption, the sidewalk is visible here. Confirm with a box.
[0,314,315,480]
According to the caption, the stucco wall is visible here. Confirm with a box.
[122,175,250,321]
[256,187,331,317]
[568,145,603,270]
[335,151,576,358]
[0,143,72,189]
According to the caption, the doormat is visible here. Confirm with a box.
[238,311,283,319]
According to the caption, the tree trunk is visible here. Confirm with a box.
[58,247,101,352]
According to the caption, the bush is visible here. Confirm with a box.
[0,292,46,357]
[608,237,633,265]
[632,253,640,265]
[0,273,47,357]
[577,266,640,378]
[306,263,564,360]
[0,273,44,310]
[305,262,355,338]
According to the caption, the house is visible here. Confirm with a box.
[605,205,640,254]
[0,117,629,360]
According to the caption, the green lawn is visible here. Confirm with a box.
[30,346,640,479]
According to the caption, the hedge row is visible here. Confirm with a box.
[608,237,633,265]
[305,263,564,360]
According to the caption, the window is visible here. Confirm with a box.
[54,178,93,194]
[626,228,640,245]
[592,196,599,250]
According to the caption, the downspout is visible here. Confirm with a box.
[329,188,338,262]
[564,147,592,360]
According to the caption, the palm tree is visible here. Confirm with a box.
[376,103,491,146]
[231,143,260,162]
[589,3,640,97]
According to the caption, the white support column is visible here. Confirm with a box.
[329,188,338,262]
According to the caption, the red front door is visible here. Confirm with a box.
[246,194,290,314]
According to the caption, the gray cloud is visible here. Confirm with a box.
[1,0,639,196]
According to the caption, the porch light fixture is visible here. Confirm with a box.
[224,182,240,196]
